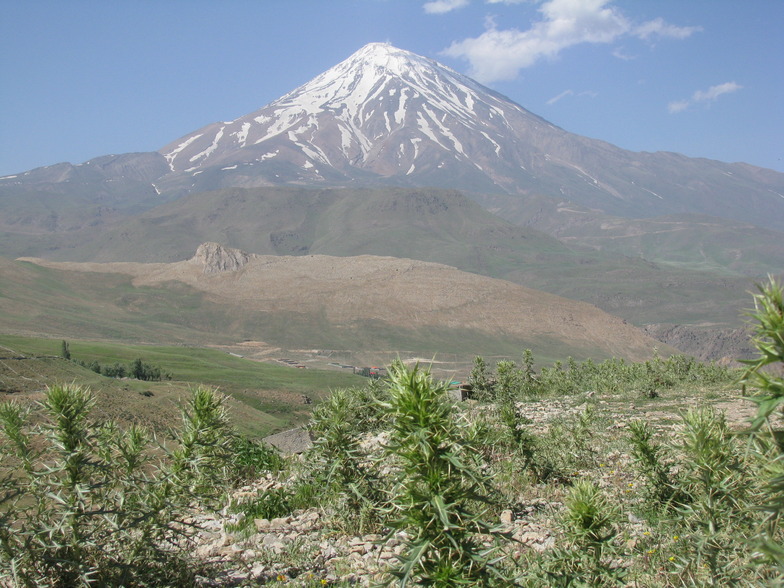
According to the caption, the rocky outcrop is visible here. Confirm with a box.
[191,242,255,274]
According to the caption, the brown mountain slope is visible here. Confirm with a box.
[20,243,669,363]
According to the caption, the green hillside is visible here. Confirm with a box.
[0,334,362,437]
[0,255,638,369]
[26,186,762,330]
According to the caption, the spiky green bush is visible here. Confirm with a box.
[379,361,506,586]
[666,406,756,585]
[628,419,684,513]
[302,383,388,533]
[742,276,784,576]
[229,434,284,483]
[0,384,238,587]
[471,350,737,401]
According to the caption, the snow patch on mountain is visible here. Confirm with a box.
[163,134,203,171]
[233,122,251,147]
[190,126,225,164]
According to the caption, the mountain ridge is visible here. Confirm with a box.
[2,43,782,234]
[145,42,784,232]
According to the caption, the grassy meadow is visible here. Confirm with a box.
[0,334,362,437]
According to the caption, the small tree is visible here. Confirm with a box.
[60,340,71,360]
[129,358,164,381]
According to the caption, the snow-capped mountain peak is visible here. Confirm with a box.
[152,42,783,235]
[6,43,784,237]
[158,43,555,192]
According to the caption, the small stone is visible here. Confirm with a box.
[628,512,643,524]
[194,542,219,559]
[270,516,290,529]
[500,509,514,525]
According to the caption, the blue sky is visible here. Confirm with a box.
[1,0,782,177]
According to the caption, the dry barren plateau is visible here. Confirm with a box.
[18,242,668,364]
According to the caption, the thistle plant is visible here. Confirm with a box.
[628,419,683,513]
[0,383,239,587]
[495,360,522,402]
[380,361,506,586]
[671,406,753,585]
[532,480,625,587]
[229,434,284,483]
[469,356,494,399]
[521,348,536,390]
[171,385,236,501]
[304,384,387,531]
[308,386,365,490]
[741,276,784,574]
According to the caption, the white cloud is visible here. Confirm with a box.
[424,0,469,14]
[634,17,702,40]
[547,89,574,104]
[667,100,690,114]
[611,47,635,61]
[441,0,700,83]
[669,81,742,113]
[694,81,742,102]
[547,88,597,104]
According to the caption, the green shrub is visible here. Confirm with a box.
[628,419,684,513]
[742,276,784,577]
[470,351,736,402]
[667,406,758,585]
[0,383,231,586]
[523,480,624,587]
[230,435,284,483]
[170,386,237,501]
[379,361,507,586]
[101,361,127,378]
[303,384,387,532]
[469,355,494,399]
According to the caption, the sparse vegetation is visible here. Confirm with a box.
[470,349,736,400]
[1,281,782,586]
[0,384,247,586]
